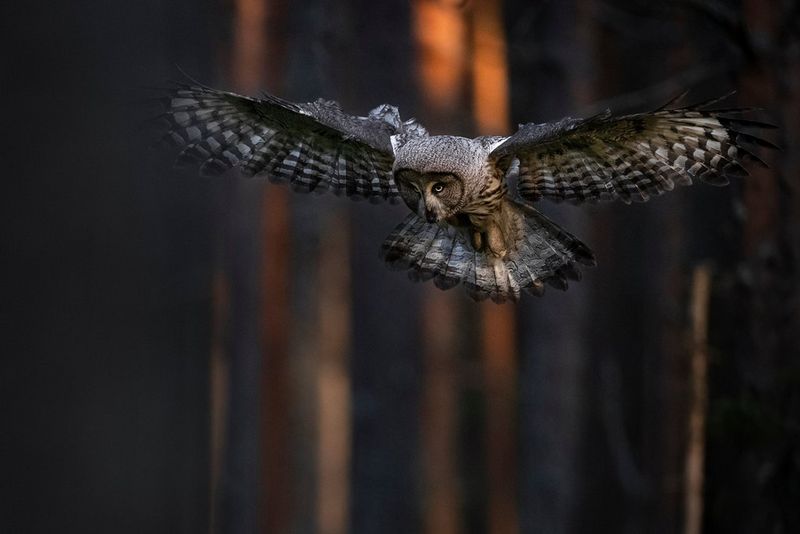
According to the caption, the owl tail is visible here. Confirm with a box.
[380,199,596,303]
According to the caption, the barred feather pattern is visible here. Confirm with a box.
[492,101,776,205]
[153,85,426,202]
[380,200,595,303]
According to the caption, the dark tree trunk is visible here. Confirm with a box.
[505,2,591,532]
[705,1,800,532]
[335,2,424,533]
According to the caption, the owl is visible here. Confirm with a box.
[154,82,774,303]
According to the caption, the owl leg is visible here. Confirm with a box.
[470,230,483,252]
[470,224,507,258]
[484,222,508,258]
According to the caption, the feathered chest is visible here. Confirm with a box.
[459,162,508,224]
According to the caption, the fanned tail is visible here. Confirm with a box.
[380,199,595,303]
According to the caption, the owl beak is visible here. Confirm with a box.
[417,199,427,219]
[417,199,437,223]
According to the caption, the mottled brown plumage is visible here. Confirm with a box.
[153,84,774,302]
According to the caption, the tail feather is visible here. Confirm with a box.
[434,232,469,290]
[380,199,595,303]
[518,262,546,297]
[467,251,495,302]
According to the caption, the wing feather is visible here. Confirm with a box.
[491,96,775,204]
[155,84,427,202]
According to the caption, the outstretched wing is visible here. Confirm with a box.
[153,83,426,202]
[490,95,776,204]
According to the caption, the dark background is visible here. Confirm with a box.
[3,1,798,533]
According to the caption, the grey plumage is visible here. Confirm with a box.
[381,201,594,303]
[155,84,426,201]
[492,95,776,204]
[154,84,773,302]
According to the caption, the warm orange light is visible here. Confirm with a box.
[472,1,510,135]
[472,2,518,534]
[232,0,267,92]
[413,1,469,114]
[316,212,352,534]
[413,3,468,534]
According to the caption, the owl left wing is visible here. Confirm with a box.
[489,95,776,204]
[154,84,426,202]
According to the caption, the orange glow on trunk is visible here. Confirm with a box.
[413,2,468,533]
[233,1,293,532]
[413,1,469,116]
[232,0,267,93]
[316,211,352,534]
[472,1,518,533]
[472,1,510,136]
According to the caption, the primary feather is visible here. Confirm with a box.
[154,84,426,202]
[491,97,776,205]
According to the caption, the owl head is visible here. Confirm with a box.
[392,136,487,223]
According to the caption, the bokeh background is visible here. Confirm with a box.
[4,0,798,533]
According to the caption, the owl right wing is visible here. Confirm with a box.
[489,94,776,204]
[153,83,427,202]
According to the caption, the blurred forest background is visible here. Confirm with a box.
[3,0,799,533]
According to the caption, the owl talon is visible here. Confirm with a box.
[471,231,483,252]
[470,229,507,257]
[485,222,509,258]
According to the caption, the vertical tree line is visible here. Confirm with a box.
[207,1,797,533]
[4,1,796,533]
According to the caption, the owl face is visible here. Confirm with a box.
[395,169,464,223]
[392,136,490,222]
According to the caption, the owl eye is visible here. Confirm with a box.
[431,182,445,194]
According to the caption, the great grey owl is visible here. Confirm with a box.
[154,83,773,303]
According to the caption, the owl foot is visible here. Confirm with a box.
[470,230,483,252]
[470,227,508,258]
